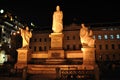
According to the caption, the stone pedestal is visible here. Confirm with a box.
[82,47,95,65]
[47,33,65,64]
[49,33,64,49]
[49,33,64,59]
[15,48,32,69]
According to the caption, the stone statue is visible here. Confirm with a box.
[19,26,32,48]
[80,23,95,47]
[52,5,63,33]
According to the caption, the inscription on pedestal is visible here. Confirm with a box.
[51,52,60,58]
[18,52,27,62]
[48,50,64,59]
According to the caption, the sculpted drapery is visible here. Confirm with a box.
[20,26,32,48]
[80,24,95,47]
[52,5,63,33]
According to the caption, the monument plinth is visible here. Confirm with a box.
[15,48,32,69]
[82,47,95,65]
[49,33,64,49]
[49,33,64,59]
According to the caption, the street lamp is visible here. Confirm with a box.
[0,9,4,14]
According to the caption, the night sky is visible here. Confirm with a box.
[0,0,120,27]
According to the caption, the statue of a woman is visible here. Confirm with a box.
[80,23,95,47]
[52,5,63,33]
[19,26,32,48]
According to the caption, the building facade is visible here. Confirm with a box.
[30,23,120,63]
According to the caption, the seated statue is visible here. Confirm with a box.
[80,23,95,47]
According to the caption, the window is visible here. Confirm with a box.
[73,45,76,50]
[111,44,115,49]
[34,46,36,51]
[118,44,120,49]
[67,36,69,40]
[116,34,120,39]
[39,46,42,51]
[29,46,31,49]
[44,38,47,42]
[98,35,102,40]
[94,45,96,48]
[110,35,114,39]
[34,38,37,42]
[67,45,70,50]
[104,35,108,40]
[73,36,75,40]
[99,45,102,50]
[39,38,41,42]
[105,44,108,50]
[44,46,46,51]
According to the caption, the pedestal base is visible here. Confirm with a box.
[49,33,64,49]
[82,47,95,65]
[14,48,32,69]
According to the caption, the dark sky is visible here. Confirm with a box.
[0,0,120,27]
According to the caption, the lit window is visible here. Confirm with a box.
[110,35,114,39]
[104,35,108,39]
[116,34,120,39]
[98,35,102,40]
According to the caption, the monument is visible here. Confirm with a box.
[48,5,64,63]
[15,26,32,69]
[80,23,95,65]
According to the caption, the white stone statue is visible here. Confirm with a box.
[52,5,63,33]
[80,23,95,47]
[19,26,32,48]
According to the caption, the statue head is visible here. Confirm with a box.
[56,5,60,11]
[81,23,85,28]
[26,26,29,31]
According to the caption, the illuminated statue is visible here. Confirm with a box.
[80,23,95,47]
[19,26,32,48]
[52,5,63,33]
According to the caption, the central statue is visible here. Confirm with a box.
[52,5,63,33]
